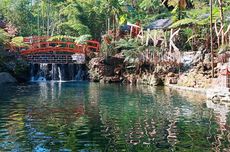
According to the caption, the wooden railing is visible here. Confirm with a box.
[19,36,100,55]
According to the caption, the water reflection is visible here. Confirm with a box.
[39,82,48,101]
[206,100,230,151]
[39,81,63,102]
[0,83,230,151]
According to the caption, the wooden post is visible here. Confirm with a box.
[218,0,224,45]
[224,24,230,44]
[214,20,224,47]
[137,28,144,45]
[130,26,133,37]
[146,29,150,46]
[108,18,110,34]
[210,0,214,78]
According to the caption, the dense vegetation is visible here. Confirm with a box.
[0,0,228,38]
[0,0,229,45]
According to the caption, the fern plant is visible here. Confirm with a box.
[169,18,196,28]
[114,38,158,65]
[115,38,140,50]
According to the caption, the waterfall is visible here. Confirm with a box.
[51,64,55,80]
[38,63,47,81]
[58,67,62,81]
[30,63,88,82]
[75,64,82,80]
[30,63,47,82]
[30,64,35,81]
[51,64,59,80]
[75,64,88,80]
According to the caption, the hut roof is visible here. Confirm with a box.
[144,18,173,30]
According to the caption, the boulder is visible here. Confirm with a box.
[165,77,178,85]
[136,73,163,86]
[126,74,137,84]
[167,72,175,77]
[0,72,17,84]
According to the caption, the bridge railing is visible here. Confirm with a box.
[21,41,86,55]
[86,40,100,53]
[20,36,100,55]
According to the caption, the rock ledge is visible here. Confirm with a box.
[0,72,17,84]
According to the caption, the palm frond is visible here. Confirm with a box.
[47,34,92,44]
[74,34,92,44]
[169,18,196,28]
[186,34,199,43]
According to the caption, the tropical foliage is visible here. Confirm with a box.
[0,0,230,63]
[0,29,10,45]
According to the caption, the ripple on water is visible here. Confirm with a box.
[0,83,227,151]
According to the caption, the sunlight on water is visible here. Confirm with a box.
[0,83,230,151]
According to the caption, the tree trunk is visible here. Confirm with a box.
[108,17,110,34]
[37,0,40,36]
[218,0,224,45]
[42,2,45,35]
[47,0,50,36]
[113,14,115,42]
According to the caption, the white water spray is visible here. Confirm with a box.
[58,67,62,82]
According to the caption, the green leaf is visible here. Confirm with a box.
[11,36,28,47]
[169,18,196,28]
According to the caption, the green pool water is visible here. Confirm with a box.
[0,82,229,151]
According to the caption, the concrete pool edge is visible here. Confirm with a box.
[167,84,207,94]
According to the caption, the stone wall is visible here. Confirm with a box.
[88,57,124,83]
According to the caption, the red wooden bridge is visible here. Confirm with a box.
[16,36,100,63]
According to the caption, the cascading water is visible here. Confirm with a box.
[75,65,82,80]
[38,63,47,81]
[30,63,88,82]
[30,64,35,82]
[75,64,87,80]
[30,63,47,82]
[58,67,62,81]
